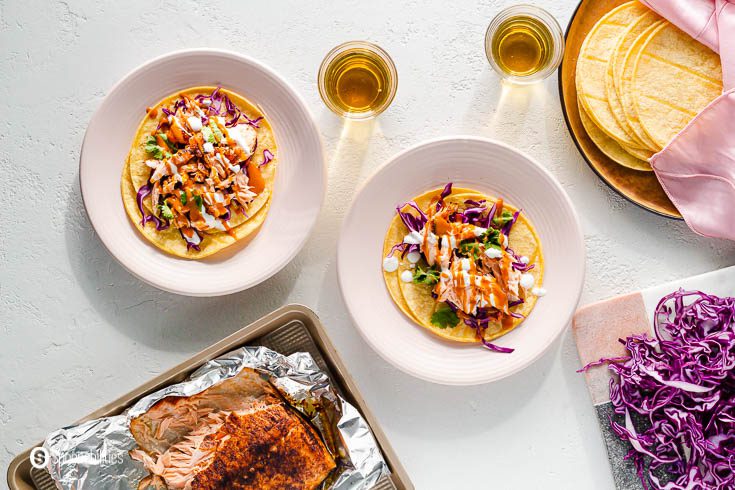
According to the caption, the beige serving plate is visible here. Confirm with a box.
[559,0,681,219]
[6,305,413,490]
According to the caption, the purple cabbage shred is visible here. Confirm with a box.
[580,289,735,490]
[396,201,428,233]
[179,229,201,251]
[135,184,168,231]
[261,149,274,167]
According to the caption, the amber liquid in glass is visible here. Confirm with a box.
[322,48,393,115]
[491,16,553,77]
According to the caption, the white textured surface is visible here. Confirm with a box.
[1,1,734,488]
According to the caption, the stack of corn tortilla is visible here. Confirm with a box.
[575,1,722,171]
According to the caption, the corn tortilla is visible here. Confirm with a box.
[382,187,544,344]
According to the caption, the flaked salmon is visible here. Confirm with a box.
[129,368,335,490]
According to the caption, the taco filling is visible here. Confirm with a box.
[382,183,544,353]
[122,86,277,258]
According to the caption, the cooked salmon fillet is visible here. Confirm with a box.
[130,368,335,490]
[131,368,281,455]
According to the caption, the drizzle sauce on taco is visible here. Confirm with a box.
[121,86,277,259]
[382,183,544,352]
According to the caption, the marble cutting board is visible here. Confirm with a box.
[572,265,735,489]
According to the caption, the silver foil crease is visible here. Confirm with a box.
[44,346,389,489]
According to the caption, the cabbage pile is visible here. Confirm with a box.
[584,289,735,489]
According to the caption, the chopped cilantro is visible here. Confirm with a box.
[193,194,203,210]
[413,265,440,285]
[157,133,177,152]
[459,240,482,260]
[144,135,165,160]
[158,203,174,220]
[430,303,459,329]
[482,228,501,247]
[492,210,515,227]
[180,192,187,205]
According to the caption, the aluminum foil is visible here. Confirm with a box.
[44,346,389,489]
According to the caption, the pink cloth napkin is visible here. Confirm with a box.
[639,0,735,240]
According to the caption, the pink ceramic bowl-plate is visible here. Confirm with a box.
[337,137,585,385]
[81,49,325,296]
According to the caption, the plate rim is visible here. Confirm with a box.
[557,0,682,220]
[79,47,326,296]
[337,135,586,385]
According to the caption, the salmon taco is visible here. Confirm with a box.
[382,184,544,352]
[121,86,277,259]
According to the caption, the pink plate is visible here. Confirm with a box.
[337,137,585,385]
[81,49,325,296]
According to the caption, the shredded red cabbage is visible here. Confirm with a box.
[462,205,486,222]
[242,115,263,128]
[580,289,735,490]
[209,87,222,114]
[454,200,496,228]
[135,184,168,231]
[386,242,418,258]
[505,247,535,272]
[225,111,241,127]
[463,309,515,353]
[224,95,236,114]
[179,229,201,251]
[202,86,260,129]
[392,183,522,354]
[396,201,428,233]
[439,182,453,200]
[261,149,274,167]
[480,338,515,353]
[501,210,521,236]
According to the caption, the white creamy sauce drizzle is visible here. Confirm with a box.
[184,230,202,245]
[187,116,202,132]
[200,207,226,231]
[383,256,399,272]
[425,231,439,265]
[484,247,503,259]
[519,273,535,290]
[227,124,256,157]
[384,201,549,318]
[460,258,471,271]
[403,231,422,245]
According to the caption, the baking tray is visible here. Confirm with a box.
[6,304,413,490]
[558,0,680,218]
[572,266,735,489]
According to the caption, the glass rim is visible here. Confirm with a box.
[317,40,398,120]
[484,4,564,84]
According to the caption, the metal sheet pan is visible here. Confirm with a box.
[7,304,413,490]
